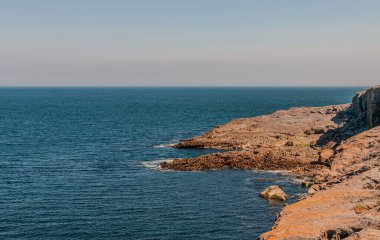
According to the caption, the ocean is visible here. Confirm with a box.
[0,87,363,239]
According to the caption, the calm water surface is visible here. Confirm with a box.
[0,87,364,239]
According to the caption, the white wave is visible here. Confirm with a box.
[153,143,176,148]
[142,159,174,170]
[251,169,293,175]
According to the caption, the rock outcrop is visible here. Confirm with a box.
[353,85,380,128]
[159,86,380,239]
[162,104,350,174]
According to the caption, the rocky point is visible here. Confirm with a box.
[160,86,380,240]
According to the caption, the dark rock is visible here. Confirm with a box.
[302,181,313,188]
[312,127,325,134]
[160,161,169,169]
[284,141,294,146]
[304,130,313,135]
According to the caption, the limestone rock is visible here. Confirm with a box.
[260,185,287,201]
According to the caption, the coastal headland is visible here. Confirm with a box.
[161,86,380,239]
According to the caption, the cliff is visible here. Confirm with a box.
[160,86,380,239]
[353,85,380,128]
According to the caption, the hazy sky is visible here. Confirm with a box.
[1,0,379,86]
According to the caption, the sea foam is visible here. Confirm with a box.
[153,143,176,148]
[142,159,174,170]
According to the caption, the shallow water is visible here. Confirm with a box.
[0,87,364,239]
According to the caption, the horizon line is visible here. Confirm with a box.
[0,85,370,88]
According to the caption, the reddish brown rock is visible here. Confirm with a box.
[160,148,320,174]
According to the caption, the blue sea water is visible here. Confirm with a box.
[0,87,364,239]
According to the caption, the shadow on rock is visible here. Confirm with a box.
[316,106,368,148]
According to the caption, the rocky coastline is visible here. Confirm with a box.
[160,86,380,239]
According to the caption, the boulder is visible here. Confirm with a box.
[260,185,287,201]
[319,149,334,164]
[312,127,325,134]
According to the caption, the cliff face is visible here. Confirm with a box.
[353,85,380,128]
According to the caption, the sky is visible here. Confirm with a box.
[0,0,379,86]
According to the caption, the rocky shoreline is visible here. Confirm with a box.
[161,86,380,239]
